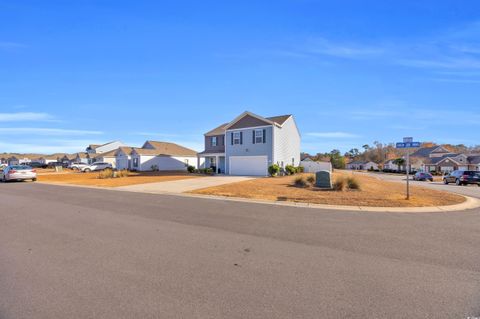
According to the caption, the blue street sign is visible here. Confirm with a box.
[396,142,421,148]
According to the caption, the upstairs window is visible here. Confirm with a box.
[255,129,263,143]
[211,136,217,147]
[233,132,241,145]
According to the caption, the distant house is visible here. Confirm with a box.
[300,158,332,173]
[131,142,199,172]
[86,141,126,154]
[7,156,19,166]
[346,160,378,170]
[92,149,118,168]
[423,154,480,173]
[114,147,134,170]
[38,155,61,165]
[73,153,91,164]
[383,159,400,171]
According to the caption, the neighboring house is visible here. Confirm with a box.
[115,147,134,170]
[59,154,76,166]
[383,159,400,171]
[86,141,126,154]
[131,142,199,171]
[73,152,91,164]
[346,161,378,170]
[18,157,32,165]
[92,149,118,168]
[300,158,332,173]
[38,155,61,165]
[423,154,480,173]
[198,111,301,176]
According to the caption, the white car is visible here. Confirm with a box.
[1,165,37,182]
[81,162,112,172]
[70,162,89,171]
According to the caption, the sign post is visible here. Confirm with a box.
[396,137,421,200]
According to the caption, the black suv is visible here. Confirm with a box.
[443,170,480,186]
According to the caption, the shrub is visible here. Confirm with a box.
[346,176,360,190]
[332,176,346,191]
[204,168,214,175]
[294,176,307,187]
[187,165,195,173]
[306,174,315,184]
[116,169,130,178]
[296,166,304,173]
[285,165,296,175]
[98,168,114,179]
[268,164,280,177]
[151,165,159,171]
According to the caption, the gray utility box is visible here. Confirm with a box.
[315,170,332,189]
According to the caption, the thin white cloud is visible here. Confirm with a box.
[303,37,384,59]
[306,132,361,138]
[0,139,97,154]
[0,128,103,136]
[0,112,53,122]
[0,41,26,49]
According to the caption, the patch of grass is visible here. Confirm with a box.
[294,176,308,188]
[346,176,361,190]
[116,169,130,178]
[306,174,315,184]
[332,176,346,191]
[98,169,114,179]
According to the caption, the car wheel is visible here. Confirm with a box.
[32,178,37,182]
[84,168,91,173]
[455,179,461,186]
[443,179,448,184]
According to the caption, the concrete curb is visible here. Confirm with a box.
[37,181,480,213]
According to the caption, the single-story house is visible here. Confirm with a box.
[300,158,332,173]
[92,149,118,168]
[197,111,301,176]
[383,159,400,171]
[86,141,126,154]
[346,161,379,170]
[7,156,19,166]
[115,147,134,170]
[73,152,91,164]
[131,142,199,171]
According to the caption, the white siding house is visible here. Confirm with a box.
[300,158,332,173]
[130,142,199,172]
[273,115,301,168]
[86,141,126,154]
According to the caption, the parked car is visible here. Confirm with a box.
[28,161,48,169]
[413,172,433,182]
[81,162,112,172]
[70,162,89,170]
[443,170,480,186]
[1,165,37,182]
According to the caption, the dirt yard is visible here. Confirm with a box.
[191,171,465,207]
[39,170,201,187]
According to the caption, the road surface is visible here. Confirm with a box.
[1,182,480,318]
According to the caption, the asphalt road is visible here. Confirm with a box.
[1,182,480,319]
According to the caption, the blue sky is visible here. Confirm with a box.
[1,0,479,154]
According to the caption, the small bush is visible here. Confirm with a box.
[268,164,280,177]
[346,176,360,190]
[285,165,296,175]
[204,168,214,175]
[187,165,195,173]
[151,165,159,171]
[296,166,304,173]
[98,168,114,179]
[294,176,308,187]
[116,169,130,178]
[332,177,346,191]
[306,174,315,184]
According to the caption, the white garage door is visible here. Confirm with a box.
[229,156,268,176]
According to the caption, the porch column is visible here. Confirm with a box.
[215,155,219,174]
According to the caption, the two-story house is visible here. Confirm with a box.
[198,111,301,176]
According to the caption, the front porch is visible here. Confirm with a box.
[198,153,226,174]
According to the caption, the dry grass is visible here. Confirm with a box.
[39,170,200,187]
[191,171,465,207]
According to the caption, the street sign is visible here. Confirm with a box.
[396,142,421,148]
[396,137,421,200]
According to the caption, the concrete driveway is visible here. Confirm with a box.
[115,175,255,194]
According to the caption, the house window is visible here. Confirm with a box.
[233,132,241,145]
[211,136,217,147]
[184,159,189,165]
[255,129,263,144]
[133,158,139,167]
